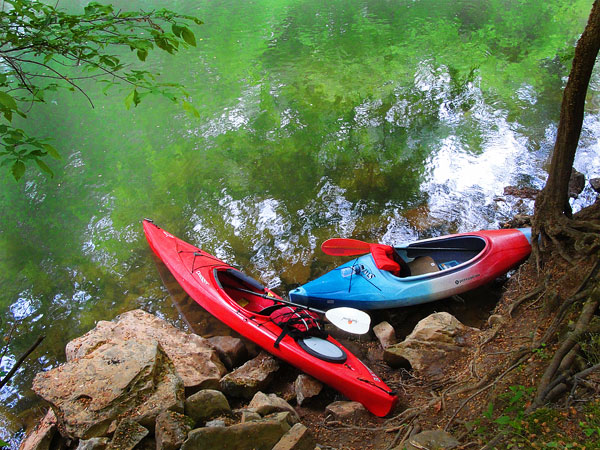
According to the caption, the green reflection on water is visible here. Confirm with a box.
[0,0,595,439]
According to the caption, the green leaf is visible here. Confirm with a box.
[182,100,200,118]
[172,24,184,37]
[136,48,148,62]
[124,89,141,109]
[43,144,61,160]
[495,415,512,425]
[11,160,25,181]
[35,158,54,178]
[483,402,494,419]
[0,91,18,110]
[181,27,196,46]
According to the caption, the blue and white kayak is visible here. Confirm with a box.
[289,228,533,310]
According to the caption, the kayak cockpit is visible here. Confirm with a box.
[394,235,487,277]
[214,268,279,314]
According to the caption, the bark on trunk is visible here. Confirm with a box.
[534,0,600,233]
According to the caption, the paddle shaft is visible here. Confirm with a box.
[224,284,326,315]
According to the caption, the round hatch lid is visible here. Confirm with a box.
[297,337,347,363]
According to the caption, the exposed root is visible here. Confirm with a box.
[529,287,600,411]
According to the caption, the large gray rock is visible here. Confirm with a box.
[184,389,231,424]
[66,309,227,390]
[32,339,183,439]
[384,312,479,380]
[220,352,279,399]
[181,415,291,450]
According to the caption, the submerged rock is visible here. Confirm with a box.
[65,309,227,391]
[384,312,479,380]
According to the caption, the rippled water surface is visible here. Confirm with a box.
[1,0,599,443]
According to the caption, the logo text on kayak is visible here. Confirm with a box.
[195,271,209,285]
[455,273,481,285]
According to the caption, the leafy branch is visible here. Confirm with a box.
[0,0,202,180]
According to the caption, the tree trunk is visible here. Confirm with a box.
[533,0,600,249]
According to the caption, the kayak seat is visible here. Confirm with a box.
[408,256,440,276]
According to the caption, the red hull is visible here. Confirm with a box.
[143,220,398,417]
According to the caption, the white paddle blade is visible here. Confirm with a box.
[325,307,371,335]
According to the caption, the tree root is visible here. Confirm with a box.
[444,350,531,431]
[528,286,600,411]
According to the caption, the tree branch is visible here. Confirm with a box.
[0,335,45,390]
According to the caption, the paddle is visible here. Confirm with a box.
[224,285,371,335]
[321,238,476,256]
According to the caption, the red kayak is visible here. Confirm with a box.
[143,219,397,417]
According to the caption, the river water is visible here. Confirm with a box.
[1,0,599,444]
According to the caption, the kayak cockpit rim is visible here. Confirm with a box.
[390,234,489,279]
[212,267,281,315]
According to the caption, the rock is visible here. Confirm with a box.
[383,312,479,380]
[325,401,368,422]
[180,415,291,450]
[184,389,231,425]
[18,409,56,450]
[272,423,316,450]
[32,339,183,439]
[373,321,397,349]
[107,419,148,450]
[205,419,227,427]
[265,411,299,427]
[569,168,585,198]
[239,410,262,423]
[294,374,323,406]
[220,352,279,399]
[155,410,193,450]
[66,309,227,391]
[76,437,109,450]
[129,356,185,430]
[208,336,247,370]
[487,314,506,327]
[503,186,539,199]
[591,178,600,193]
[401,430,459,450]
[248,392,298,418]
